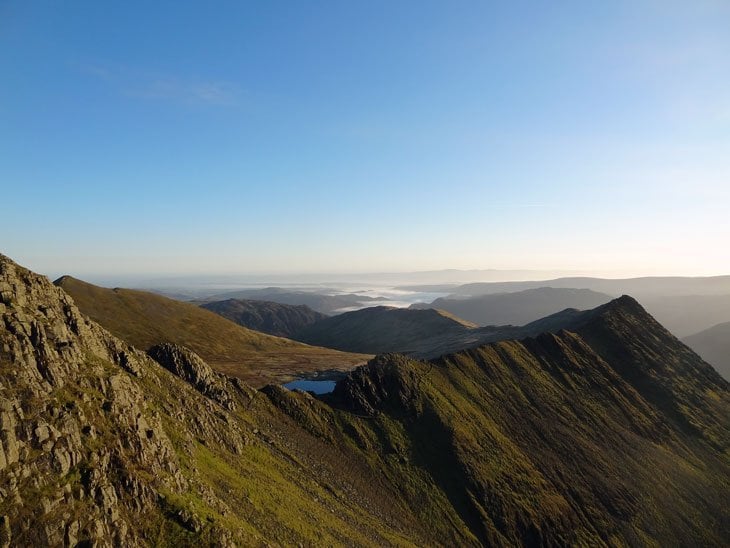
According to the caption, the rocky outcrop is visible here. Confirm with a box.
[330,354,422,416]
[0,256,260,546]
[0,255,185,545]
[147,343,234,409]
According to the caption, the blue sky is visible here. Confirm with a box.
[2,0,728,278]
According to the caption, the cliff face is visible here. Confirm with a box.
[1,254,729,547]
[0,256,183,545]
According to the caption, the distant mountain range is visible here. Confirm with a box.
[200,298,326,338]
[683,322,730,381]
[408,276,730,339]
[198,287,385,314]
[637,294,730,338]
[55,275,369,386]
[411,287,612,326]
[449,275,730,298]
[86,268,584,293]
[4,253,727,545]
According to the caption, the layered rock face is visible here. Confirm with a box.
[147,343,234,410]
[0,258,274,546]
[0,255,182,545]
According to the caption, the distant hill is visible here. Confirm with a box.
[294,306,493,356]
[200,287,384,314]
[54,276,369,386]
[684,322,730,380]
[411,287,612,326]
[201,298,327,338]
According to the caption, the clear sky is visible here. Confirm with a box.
[2,0,728,278]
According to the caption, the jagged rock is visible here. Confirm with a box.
[331,353,419,416]
[147,343,234,409]
[175,506,203,533]
[0,515,10,548]
[0,255,185,545]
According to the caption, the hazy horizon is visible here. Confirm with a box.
[43,266,730,292]
[2,1,728,277]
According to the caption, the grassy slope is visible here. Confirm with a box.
[55,275,369,386]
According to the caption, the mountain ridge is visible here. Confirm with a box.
[197,287,385,315]
[323,296,728,544]
[2,254,728,546]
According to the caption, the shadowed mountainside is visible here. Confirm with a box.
[2,254,728,546]
[413,281,730,338]
[294,304,604,359]
[54,275,369,386]
[201,298,327,338]
[411,287,612,326]
[683,321,730,381]
[324,297,729,545]
[295,306,492,356]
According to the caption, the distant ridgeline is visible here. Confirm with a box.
[1,253,728,546]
